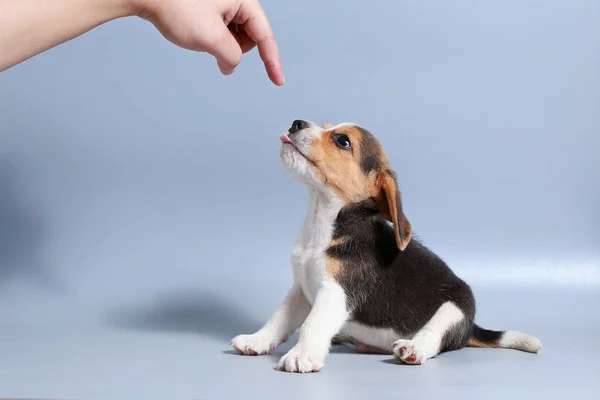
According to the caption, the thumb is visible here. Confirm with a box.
[203,22,243,75]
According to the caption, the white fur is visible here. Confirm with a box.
[230,284,311,355]
[277,280,349,372]
[499,331,542,353]
[339,322,400,353]
[393,301,465,365]
[291,189,344,303]
[279,121,323,186]
[233,122,352,372]
[275,188,349,372]
[279,122,351,189]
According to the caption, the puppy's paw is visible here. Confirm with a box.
[392,339,427,365]
[231,333,277,356]
[277,345,325,373]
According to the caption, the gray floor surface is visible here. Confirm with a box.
[1,285,598,399]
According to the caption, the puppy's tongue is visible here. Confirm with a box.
[280,134,292,144]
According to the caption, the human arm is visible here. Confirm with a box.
[0,0,284,85]
[0,0,131,72]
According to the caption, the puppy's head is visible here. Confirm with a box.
[279,120,412,250]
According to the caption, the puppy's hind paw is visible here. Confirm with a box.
[392,339,427,365]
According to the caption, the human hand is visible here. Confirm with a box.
[132,0,284,85]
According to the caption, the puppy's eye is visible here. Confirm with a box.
[333,134,352,150]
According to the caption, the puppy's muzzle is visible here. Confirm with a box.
[289,119,309,134]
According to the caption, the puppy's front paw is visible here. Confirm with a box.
[231,333,277,356]
[392,339,427,365]
[277,345,325,373]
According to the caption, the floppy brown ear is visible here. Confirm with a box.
[375,171,412,251]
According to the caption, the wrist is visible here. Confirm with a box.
[84,0,138,19]
[125,0,156,18]
[94,0,142,19]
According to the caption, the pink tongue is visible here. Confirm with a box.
[280,134,292,143]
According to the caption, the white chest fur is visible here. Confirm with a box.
[291,189,343,305]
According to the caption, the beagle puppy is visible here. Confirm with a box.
[231,120,541,373]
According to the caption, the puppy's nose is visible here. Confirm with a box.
[289,120,308,134]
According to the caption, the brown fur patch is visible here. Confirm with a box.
[329,236,347,247]
[309,123,412,251]
[375,173,412,251]
[325,256,343,278]
[467,337,500,348]
[309,126,383,203]
[309,125,412,251]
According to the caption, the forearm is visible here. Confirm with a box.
[0,0,134,72]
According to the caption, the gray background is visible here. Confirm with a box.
[1,0,599,398]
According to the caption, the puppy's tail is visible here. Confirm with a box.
[467,324,542,353]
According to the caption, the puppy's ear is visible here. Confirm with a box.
[375,170,412,251]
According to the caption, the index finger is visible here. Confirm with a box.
[241,1,284,86]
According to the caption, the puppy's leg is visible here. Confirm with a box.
[393,301,466,365]
[231,283,311,355]
[278,280,349,373]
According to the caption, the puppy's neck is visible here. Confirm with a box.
[299,188,344,249]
